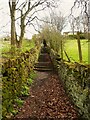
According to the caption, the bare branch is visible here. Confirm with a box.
[0,21,10,31]
[30,23,40,33]
[9,0,12,14]
[26,15,51,26]
[24,0,45,18]
[16,0,19,5]
[28,6,47,19]
[16,2,26,10]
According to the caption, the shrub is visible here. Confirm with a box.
[40,25,65,55]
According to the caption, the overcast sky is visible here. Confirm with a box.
[0,0,75,38]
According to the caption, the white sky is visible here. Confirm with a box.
[0,0,75,39]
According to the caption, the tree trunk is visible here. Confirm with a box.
[11,14,15,46]
[72,28,74,36]
[18,15,25,48]
[10,2,16,46]
[77,32,82,63]
[19,28,25,48]
[10,1,16,54]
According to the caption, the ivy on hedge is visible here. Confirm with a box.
[50,49,90,120]
[2,47,40,119]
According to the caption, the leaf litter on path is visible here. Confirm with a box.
[14,71,79,120]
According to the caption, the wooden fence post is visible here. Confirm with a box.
[77,32,82,63]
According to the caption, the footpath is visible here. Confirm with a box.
[14,46,79,120]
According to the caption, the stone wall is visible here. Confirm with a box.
[50,49,90,120]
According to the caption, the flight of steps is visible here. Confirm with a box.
[34,46,53,71]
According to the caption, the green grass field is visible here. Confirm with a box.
[63,39,89,64]
[0,39,34,52]
[0,38,89,64]
[0,39,35,58]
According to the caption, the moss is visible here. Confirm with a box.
[2,47,40,118]
[50,49,90,120]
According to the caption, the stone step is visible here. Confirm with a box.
[33,67,53,71]
[34,62,52,67]
[34,65,52,69]
[34,62,53,69]
[33,46,53,71]
[38,53,51,62]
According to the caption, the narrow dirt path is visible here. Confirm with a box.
[14,71,79,120]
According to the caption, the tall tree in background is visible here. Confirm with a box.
[42,11,66,58]
[81,13,88,33]
[69,16,76,35]
[9,0,16,48]
[50,11,66,33]
[9,0,60,48]
[70,0,90,62]
[71,0,90,40]
[40,24,64,54]
[50,11,66,59]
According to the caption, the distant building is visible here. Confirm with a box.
[63,31,78,35]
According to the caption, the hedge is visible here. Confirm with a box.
[50,49,90,120]
[2,47,40,119]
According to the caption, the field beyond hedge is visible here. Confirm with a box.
[63,39,88,64]
[0,38,89,64]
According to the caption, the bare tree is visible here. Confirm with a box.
[70,0,89,62]
[81,13,88,33]
[71,0,90,39]
[75,16,83,31]
[50,11,66,58]
[9,0,60,48]
[69,16,76,35]
[69,13,86,34]
[50,11,66,32]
